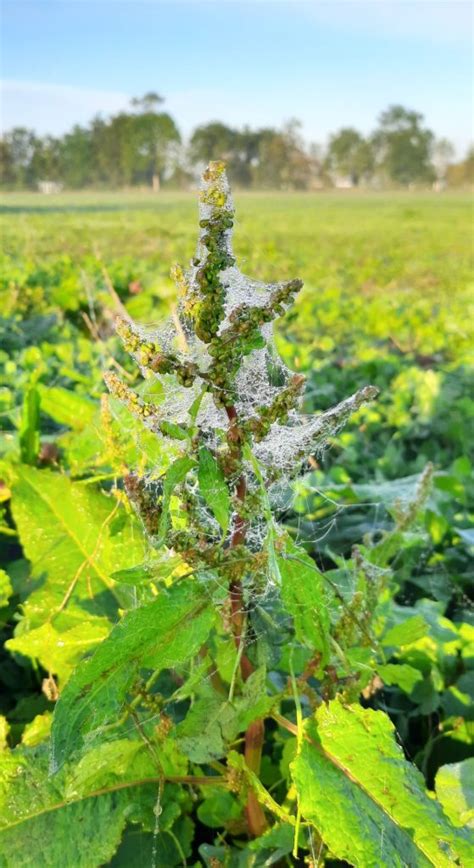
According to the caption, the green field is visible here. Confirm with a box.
[0,189,473,864]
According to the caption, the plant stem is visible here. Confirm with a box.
[225,404,267,837]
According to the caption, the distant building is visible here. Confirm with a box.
[38,180,63,194]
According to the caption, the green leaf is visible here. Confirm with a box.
[277,539,330,662]
[0,569,13,609]
[157,456,196,545]
[378,663,423,694]
[64,740,146,799]
[111,552,182,585]
[159,420,188,441]
[21,713,51,748]
[0,745,130,867]
[176,689,226,763]
[435,759,474,828]
[19,385,40,465]
[197,790,241,828]
[7,619,110,681]
[51,581,214,769]
[382,614,429,646]
[0,717,9,751]
[10,466,146,627]
[198,447,230,534]
[291,699,471,867]
[37,385,97,431]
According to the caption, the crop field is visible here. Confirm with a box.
[0,188,473,864]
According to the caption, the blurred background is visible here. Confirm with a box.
[1,0,473,191]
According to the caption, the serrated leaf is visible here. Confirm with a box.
[51,582,214,769]
[198,448,230,534]
[291,699,471,867]
[277,539,330,661]
[10,466,146,626]
[435,759,474,828]
[0,745,130,867]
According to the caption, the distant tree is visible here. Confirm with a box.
[190,122,238,163]
[30,135,62,183]
[372,105,435,186]
[253,120,312,189]
[431,137,455,184]
[129,110,181,188]
[0,138,15,186]
[130,92,164,112]
[59,125,93,188]
[2,128,37,188]
[446,146,474,187]
[326,127,373,185]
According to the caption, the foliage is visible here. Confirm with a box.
[326,127,374,186]
[372,105,435,186]
[0,174,472,866]
[1,100,469,190]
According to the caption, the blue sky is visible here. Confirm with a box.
[1,1,472,155]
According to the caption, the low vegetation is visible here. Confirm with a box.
[0,172,472,866]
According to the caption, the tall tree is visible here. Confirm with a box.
[129,110,180,188]
[372,105,435,186]
[2,128,37,188]
[326,127,373,185]
[431,137,455,184]
[253,120,312,189]
[59,125,93,189]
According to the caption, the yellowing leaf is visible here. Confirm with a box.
[291,699,471,867]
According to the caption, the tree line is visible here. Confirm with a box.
[1,93,472,191]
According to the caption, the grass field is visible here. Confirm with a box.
[0,189,473,861]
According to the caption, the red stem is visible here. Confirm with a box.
[225,404,267,837]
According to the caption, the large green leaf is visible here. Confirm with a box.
[291,698,471,867]
[0,745,130,867]
[198,447,230,534]
[277,539,330,661]
[10,466,147,630]
[51,581,214,769]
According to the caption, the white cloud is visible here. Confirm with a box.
[0,80,131,135]
[301,0,473,45]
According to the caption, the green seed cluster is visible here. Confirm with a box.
[192,213,235,343]
[104,371,158,422]
[116,317,199,387]
[246,374,306,441]
[206,279,303,406]
[124,472,163,536]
